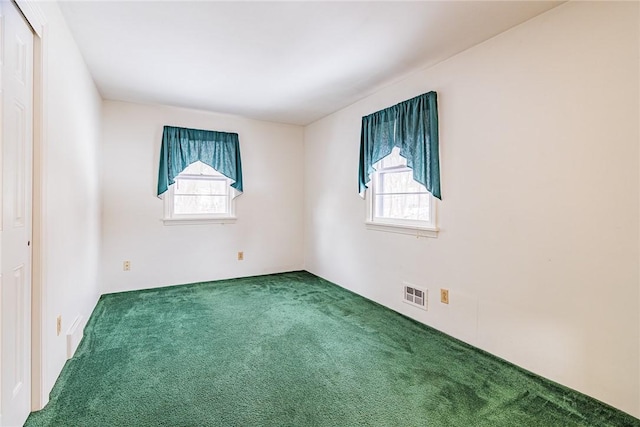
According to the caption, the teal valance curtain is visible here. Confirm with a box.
[157,125,243,197]
[358,91,441,199]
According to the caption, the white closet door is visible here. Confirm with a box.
[0,1,34,426]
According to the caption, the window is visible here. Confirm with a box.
[367,147,437,236]
[157,125,242,225]
[163,161,236,224]
[358,91,440,237]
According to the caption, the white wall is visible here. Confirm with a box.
[36,1,103,404]
[100,101,304,294]
[304,1,639,418]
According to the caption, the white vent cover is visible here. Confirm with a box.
[403,283,427,311]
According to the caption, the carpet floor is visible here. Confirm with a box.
[25,271,639,426]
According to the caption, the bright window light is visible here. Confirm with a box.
[163,161,235,223]
[368,147,435,229]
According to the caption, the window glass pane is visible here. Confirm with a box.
[370,148,433,226]
[379,170,427,195]
[374,193,430,221]
[174,195,227,214]
[168,161,234,218]
[175,178,227,196]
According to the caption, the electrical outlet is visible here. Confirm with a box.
[56,315,62,336]
[123,260,131,271]
[237,251,244,261]
[440,289,449,304]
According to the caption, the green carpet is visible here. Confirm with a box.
[26,271,639,427]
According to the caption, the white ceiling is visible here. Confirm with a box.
[59,1,562,125]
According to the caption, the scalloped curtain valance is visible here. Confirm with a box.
[157,125,243,197]
[358,91,441,199]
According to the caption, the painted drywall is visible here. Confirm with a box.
[36,1,103,405]
[100,101,304,294]
[304,1,639,418]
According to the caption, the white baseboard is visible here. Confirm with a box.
[66,315,84,359]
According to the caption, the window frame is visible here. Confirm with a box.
[365,151,438,238]
[162,163,237,226]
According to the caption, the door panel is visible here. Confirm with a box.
[0,1,34,425]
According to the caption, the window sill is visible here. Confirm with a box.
[365,221,438,238]
[162,217,237,226]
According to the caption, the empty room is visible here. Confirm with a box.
[0,0,638,426]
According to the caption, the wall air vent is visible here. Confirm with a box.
[403,283,427,311]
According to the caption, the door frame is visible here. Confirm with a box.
[13,0,46,411]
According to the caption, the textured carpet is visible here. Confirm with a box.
[26,271,639,427]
